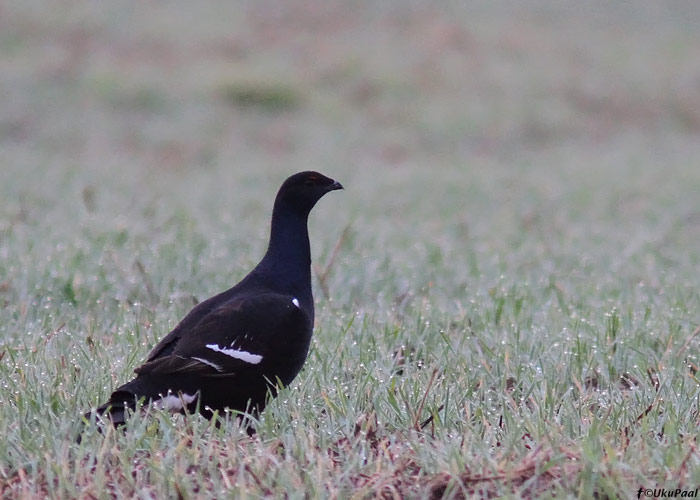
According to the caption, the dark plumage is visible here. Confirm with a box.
[83,171,342,431]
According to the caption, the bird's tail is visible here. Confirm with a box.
[81,390,137,429]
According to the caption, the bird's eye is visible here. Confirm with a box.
[304,180,315,187]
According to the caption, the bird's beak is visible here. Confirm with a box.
[327,180,344,191]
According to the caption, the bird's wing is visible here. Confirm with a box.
[143,290,232,362]
[135,293,310,377]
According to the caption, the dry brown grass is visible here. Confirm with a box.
[0,433,590,500]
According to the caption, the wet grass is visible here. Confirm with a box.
[1,1,700,498]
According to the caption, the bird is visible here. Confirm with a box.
[83,171,343,432]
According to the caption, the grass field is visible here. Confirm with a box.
[2,1,700,498]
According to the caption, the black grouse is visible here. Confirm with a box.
[84,171,342,429]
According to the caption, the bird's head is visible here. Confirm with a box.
[276,171,343,215]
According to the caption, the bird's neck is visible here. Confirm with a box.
[256,201,312,294]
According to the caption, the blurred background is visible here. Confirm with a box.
[4,1,699,178]
[1,0,699,312]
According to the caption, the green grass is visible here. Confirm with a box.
[1,1,700,498]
